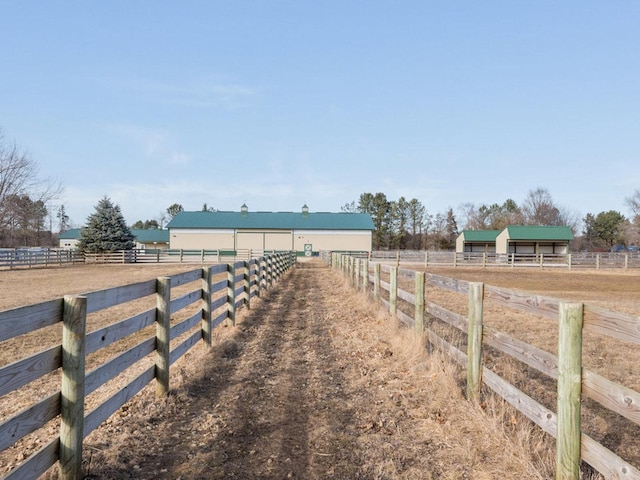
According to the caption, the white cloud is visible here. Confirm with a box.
[103,76,258,109]
[103,124,192,167]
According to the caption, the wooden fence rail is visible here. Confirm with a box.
[370,250,640,270]
[0,248,291,270]
[328,252,640,480]
[0,251,297,480]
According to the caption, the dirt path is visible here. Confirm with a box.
[80,261,545,479]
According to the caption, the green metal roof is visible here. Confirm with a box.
[131,229,169,243]
[58,228,169,243]
[166,211,375,231]
[504,225,574,241]
[460,230,501,242]
[59,228,81,239]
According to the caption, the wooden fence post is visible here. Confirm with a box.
[467,282,484,401]
[354,258,360,290]
[202,267,212,346]
[244,260,251,309]
[59,295,87,480]
[256,259,262,297]
[415,272,425,335]
[556,302,583,480]
[156,277,171,398]
[389,266,398,317]
[361,258,369,293]
[373,262,381,301]
[424,251,428,268]
[227,264,236,326]
[266,255,272,286]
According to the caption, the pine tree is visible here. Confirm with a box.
[79,197,135,253]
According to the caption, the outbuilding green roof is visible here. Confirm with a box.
[503,225,574,241]
[131,229,169,243]
[59,228,81,239]
[166,211,375,231]
[58,228,169,243]
[460,230,501,242]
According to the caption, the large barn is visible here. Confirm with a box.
[166,205,375,255]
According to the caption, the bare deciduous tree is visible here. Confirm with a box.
[0,129,62,246]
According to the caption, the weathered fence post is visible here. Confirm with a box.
[596,254,600,270]
[467,282,484,401]
[227,264,236,326]
[244,260,251,309]
[351,258,360,290]
[424,251,429,268]
[567,253,572,270]
[373,262,381,301]
[266,255,272,286]
[59,295,87,480]
[415,271,425,335]
[202,267,212,346]
[389,266,398,317]
[156,277,171,398]
[256,259,263,297]
[556,302,583,480]
[361,258,369,293]
[453,252,457,268]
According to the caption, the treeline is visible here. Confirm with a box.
[3,125,640,253]
[345,188,640,252]
[342,193,458,250]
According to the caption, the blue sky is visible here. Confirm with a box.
[2,1,639,228]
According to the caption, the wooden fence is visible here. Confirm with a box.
[0,249,83,269]
[0,251,296,480]
[329,252,640,480]
[0,248,288,269]
[371,250,640,269]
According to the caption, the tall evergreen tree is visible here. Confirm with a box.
[583,210,628,250]
[407,198,426,249]
[358,192,392,249]
[79,197,135,253]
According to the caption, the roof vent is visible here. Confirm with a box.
[241,203,248,217]
[302,204,309,216]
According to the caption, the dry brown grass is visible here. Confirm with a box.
[4,261,636,478]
